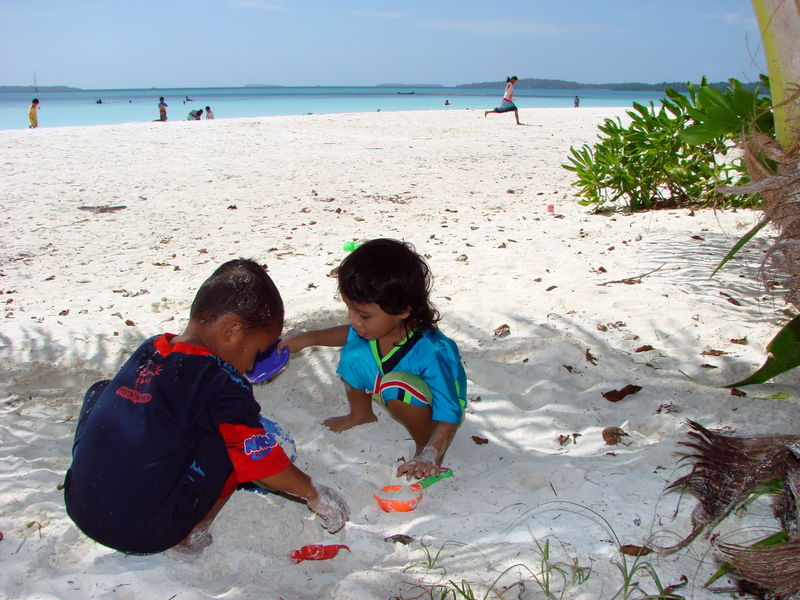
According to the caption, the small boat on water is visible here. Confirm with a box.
[396,91,416,95]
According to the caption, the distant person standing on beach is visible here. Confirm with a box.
[574,96,580,108]
[28,98,40,128]
[484,76,520,125]
[205,106,214,119]
[157,97,168,121]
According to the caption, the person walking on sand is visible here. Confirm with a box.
[574,95,580,108]
[28,98,40,128]
[484,76,520,125]
[157,97,168,121]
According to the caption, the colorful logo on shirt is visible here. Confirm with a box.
[243,432,278,460]
[135,363,162,387]
[114,360,161,403]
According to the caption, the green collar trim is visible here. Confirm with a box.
[369,329,416,373]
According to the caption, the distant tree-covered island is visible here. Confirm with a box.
[377,83,445,88]
[456,77,762,93]
[0,85,80,92]
[0,78,764,94]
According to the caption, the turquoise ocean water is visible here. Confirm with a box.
[0,85,666,131]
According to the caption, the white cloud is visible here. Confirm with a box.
[703,10,757,28]
[350,10,405,19]
[417,18,564,37]
[724,10,757,27]
[0,9,56,17]
[229,0,286,10]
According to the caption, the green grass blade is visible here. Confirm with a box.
[728,315,800,387]
[710,218,769,278]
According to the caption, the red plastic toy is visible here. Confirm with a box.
[289,544,350,563]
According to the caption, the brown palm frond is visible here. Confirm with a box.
[718,541,800,599]
[659,420,800,555]
[775,468,800,538]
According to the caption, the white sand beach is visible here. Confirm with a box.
[1,108,797,599]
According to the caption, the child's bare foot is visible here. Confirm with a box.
[323,412,377,432]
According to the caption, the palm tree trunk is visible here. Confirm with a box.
[751,0,800,149]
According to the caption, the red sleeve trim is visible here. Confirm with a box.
[218,423,291,482]
[153,333,215,357]
[218,471,239,500]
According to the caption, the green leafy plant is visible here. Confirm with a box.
[679,75,774,146]
[403,535,474,580]
[402,501,701,600]
[506,502,686,600]
[562,79,765,212]
[403,533,589,600]
[524,536,592,599]
[409,557,588,600]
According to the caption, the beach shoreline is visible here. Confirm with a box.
[1,107,796,599]
[0,84,668,131]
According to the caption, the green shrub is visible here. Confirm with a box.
[562,78,770,212]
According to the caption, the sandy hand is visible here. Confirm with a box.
[307,485,350,533]
[397,446,440,480]
[278,335,307,354]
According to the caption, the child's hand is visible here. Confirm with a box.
[307,484,349,533]
[396,446,440,480]
[279,325,349,352]
[278,334,309,354]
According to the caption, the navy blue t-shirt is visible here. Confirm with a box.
[64,334,289,554]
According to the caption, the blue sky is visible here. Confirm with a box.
[0,0,765,89]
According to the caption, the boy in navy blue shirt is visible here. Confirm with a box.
[64,259,348,554]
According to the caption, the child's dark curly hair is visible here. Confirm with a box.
[338,238,440,333]
[190,258,284,328]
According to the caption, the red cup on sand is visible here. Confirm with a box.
[373,468,453,512]
[546,204,555,214]
[374,483,424,512]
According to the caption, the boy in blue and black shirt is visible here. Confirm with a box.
[64,259,348,555]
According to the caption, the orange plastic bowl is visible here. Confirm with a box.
[374,483,423,512]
